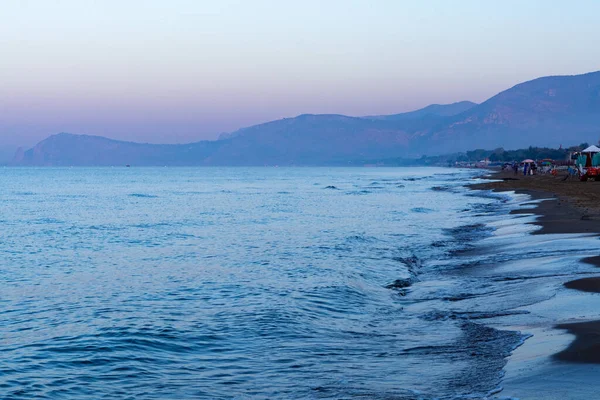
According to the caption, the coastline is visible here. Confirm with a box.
[469,169,600,398]
[469,170,600,236]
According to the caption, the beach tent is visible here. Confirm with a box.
[578,145,600,167]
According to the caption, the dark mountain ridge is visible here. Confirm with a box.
[12,71,600,166]
[13,133,221,166]
[363,101,477,121]
[419,71,600,152]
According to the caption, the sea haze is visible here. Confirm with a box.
[1,167,599,399]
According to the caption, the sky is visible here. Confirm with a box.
[1,0,599,150]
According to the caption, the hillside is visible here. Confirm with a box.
[364,101,477,121]
[12,133,220,166]
[417,71,600,152]
[210,114,414,165]
[12,71,600,166]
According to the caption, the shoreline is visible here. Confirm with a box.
[469,170,600,236]
[469,169,600,397]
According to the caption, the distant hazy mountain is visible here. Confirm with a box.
[13,133,220,166]
[210,114,414,165]
[363,101,477,121]
[417,71,600,152]
[13,71,600,166]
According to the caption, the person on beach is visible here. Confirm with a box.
[523,163,528,176]
[513,162,518,175]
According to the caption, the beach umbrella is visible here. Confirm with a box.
[522,159,534,163]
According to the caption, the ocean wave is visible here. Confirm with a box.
[411,207,433,213]
[129,193,158,198]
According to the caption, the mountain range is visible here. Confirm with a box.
[11,71,600,166]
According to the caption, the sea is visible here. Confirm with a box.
[1,167,599,399]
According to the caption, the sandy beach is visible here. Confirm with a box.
[470,170,600,235]
[472,169,600,398]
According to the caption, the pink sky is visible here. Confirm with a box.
[1,0,599,149]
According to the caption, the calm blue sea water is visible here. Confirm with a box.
[1,167,597,399]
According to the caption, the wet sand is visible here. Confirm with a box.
[555,321,600,363]
[471,170,600,379]
[582,255,600,267]
[470,170,600,235]
[564,277,600,293]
